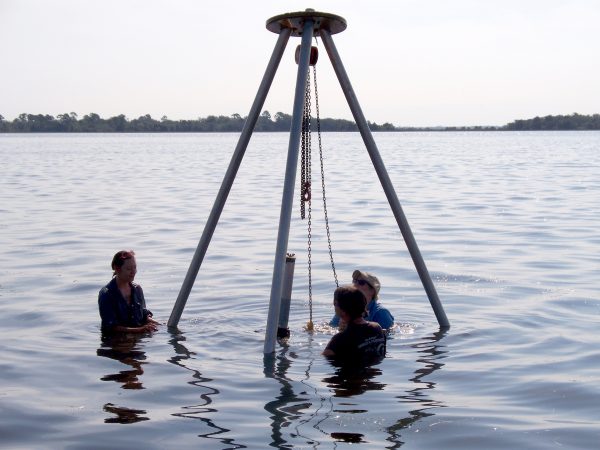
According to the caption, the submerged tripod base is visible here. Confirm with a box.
[168,10,449,353]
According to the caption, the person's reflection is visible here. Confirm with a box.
[322,364,386,398]
[167,329,242,449]
[97,334,150,423]
[386,329,449,446]
[103,403,150,424]
[321,361,386,444]
[97,334,147,389]
[260,330,448,447]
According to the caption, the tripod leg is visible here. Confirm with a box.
[264,19,315,353]
[168,29,292,327]
[320,29,449,328]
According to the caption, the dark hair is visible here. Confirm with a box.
[111,250,135,275]
[334,285,367,320]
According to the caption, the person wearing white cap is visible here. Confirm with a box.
[329,270,394,330]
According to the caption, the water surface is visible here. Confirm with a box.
[1,131,599,449]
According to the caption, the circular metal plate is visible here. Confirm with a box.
[266,10,347,36]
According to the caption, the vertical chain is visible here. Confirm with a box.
[313,65,338,287]
[299,50,338,329]
[300,99,307,220]
[304,68,313,325]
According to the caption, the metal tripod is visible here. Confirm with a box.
[167,10,450,353]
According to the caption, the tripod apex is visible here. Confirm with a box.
[266,10,346,37]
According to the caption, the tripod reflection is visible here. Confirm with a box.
[386,329,449,447]
[168,329,244,449]
[263,343,315,448]
[263,338,388,447]
[261,329,448,447]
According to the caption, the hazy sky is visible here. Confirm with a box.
[1,0,599,126]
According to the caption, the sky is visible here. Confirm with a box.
[1,0,599,127]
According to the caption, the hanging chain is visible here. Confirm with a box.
[302,69,314,326]
[313,65,338,288]
[300,47,339,330]
[300,105,307,220]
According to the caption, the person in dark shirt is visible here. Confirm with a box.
[323,285,386,365]
[98,250,159,334]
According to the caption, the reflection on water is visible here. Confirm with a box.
[97,335,147,390]
[102,403,150,424]
[263,342,314,449]
[2,132,598,448]
[386,330,448,447]
[323,365,386,398]
[168,330,244,449]
[96,335,149,423]
[331,431,365,443]
[322,359,386,444]
[262,330,448,447]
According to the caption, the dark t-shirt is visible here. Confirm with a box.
[325,321,386,365]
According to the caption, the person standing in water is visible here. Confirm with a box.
[98,250,159,334]
[330,270,394,330]
[323,285,386,365]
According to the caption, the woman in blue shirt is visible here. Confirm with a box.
[98,250,159,334]
[330,270,394,330]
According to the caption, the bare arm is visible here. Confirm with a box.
[112,322,158,334]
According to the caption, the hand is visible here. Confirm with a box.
[127,322,158,333]
[141,322,159,333]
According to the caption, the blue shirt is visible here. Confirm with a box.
[329,299,394,329]
[98,277,152,333]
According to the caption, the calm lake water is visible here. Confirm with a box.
[1,131,599,449]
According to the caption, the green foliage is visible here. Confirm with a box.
[0,110,360,133]
[505,113,600,131]
[1,111,598,133]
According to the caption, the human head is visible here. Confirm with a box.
[334,285,367,320]
[352,269,380,301]
[111,250,136,276]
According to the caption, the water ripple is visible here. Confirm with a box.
[1,132,599,449]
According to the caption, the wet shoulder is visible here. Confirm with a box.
[365,321,384,334]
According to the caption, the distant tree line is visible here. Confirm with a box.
[0,111,396,133]
[505,113,600,130]
[0,111,598,133]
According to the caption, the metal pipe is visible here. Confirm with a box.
[264,19,315,353]
[320,29,450,328]
[168,29,292,327]
[277,253,296,338]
